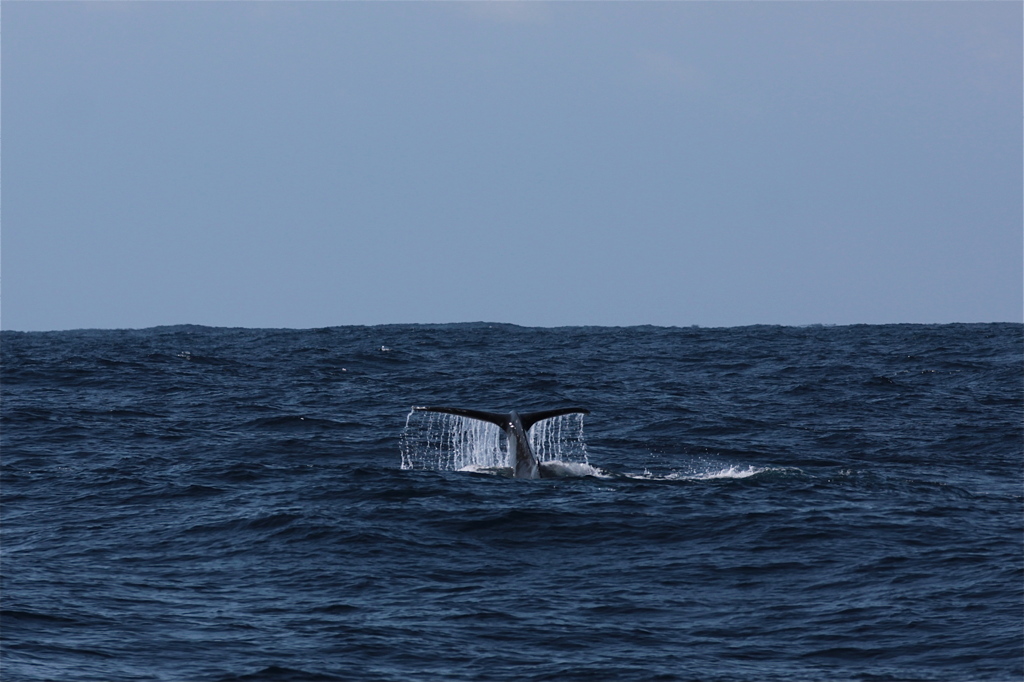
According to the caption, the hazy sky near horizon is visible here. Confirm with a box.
[4,2,1021,331]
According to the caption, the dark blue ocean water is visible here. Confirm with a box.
[2,323,1021,682]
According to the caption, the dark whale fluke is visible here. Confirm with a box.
[412,406,590,479]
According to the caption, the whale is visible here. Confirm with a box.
[412,406,590,479]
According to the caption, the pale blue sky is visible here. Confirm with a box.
[4,2,1021,330]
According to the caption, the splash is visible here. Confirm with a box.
[622,464,793,481]
[400,410,588,472]
[678,465,766,480]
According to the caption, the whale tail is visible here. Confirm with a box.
[412,406,589,431]
[411,406,590,478]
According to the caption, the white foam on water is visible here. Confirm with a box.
[622,465,784,481]
[679,465,767,480]
[537,460,608,478]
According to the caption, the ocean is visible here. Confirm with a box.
[2,323,1021,681]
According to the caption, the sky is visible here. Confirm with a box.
[3,2,1021,331]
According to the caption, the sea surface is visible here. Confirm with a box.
[2,323,1021,682]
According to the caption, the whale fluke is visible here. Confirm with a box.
[412,406,590,479]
